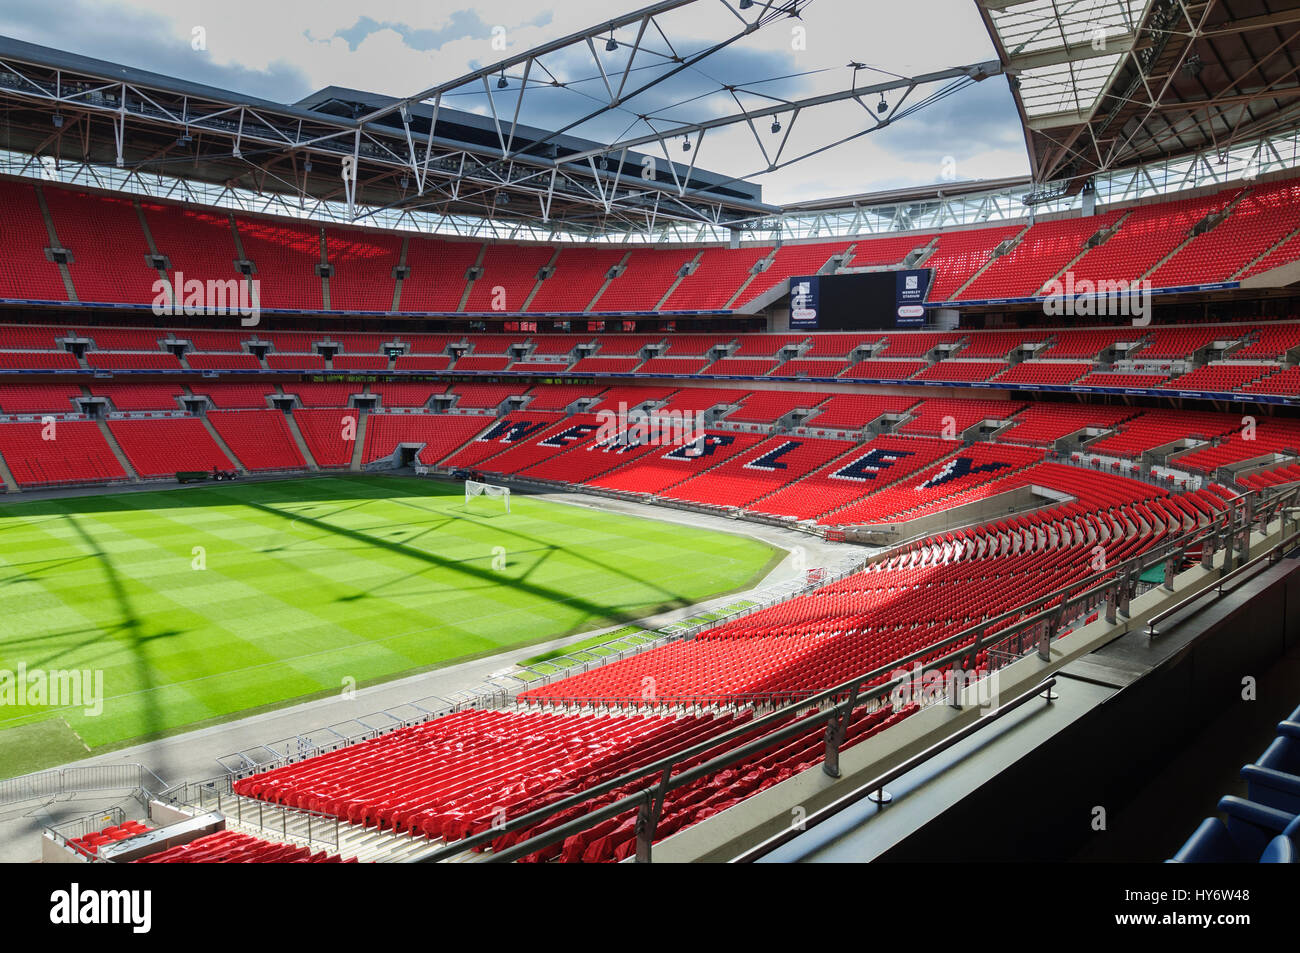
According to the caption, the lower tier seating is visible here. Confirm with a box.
[134,830,349,864]
[0,420,127,486]
[208,411,306,471]
[108,418,234,476]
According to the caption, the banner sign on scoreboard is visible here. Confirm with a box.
[790,276,820,329]
[895,269,931,327]
[785,275,816,330]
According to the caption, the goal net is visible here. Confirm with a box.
[465,479,510,513]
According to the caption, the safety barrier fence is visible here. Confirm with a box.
[0,762,167,808]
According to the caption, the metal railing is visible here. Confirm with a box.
[730,677,1060,863]
[1146,523,1300,638]
[215,692,493,780]
[43,805,129,857]
[0,762,168,807]
[160,776,342,854]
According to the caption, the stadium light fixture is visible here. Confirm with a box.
[877,94,888,115]
[739,0,753,8]
[606,33,619,52]
[51,113,63,128]
[682,136,693,152]
[303,159,312,172]
[497,72,509,89]
[771,118,781,134]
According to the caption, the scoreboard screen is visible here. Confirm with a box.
[789,269,932,330]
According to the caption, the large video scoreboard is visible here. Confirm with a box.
[789,269,932,330]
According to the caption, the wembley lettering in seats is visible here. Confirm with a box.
[918,455,1011,489]
[743,440,802,472]
[540,424,598,448]
[478,419,549,444]
[665,433,734,460]
[830,447,915,482]
[589,431,650,453]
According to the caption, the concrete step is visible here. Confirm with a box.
[95,419,141,484]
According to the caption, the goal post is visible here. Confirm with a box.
[465,479,510,513]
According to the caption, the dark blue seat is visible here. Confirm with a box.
[1169,797,1299,862]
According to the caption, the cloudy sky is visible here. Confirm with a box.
[0,0,1031,205]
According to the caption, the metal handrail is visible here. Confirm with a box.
[1146,525,1300,637]
[729,677,1059,863]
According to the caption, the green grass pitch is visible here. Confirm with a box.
[0,474,781,774]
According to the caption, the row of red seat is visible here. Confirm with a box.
[67,820,150,858]
[519,474,1183,708]
[3,322,1299,366]
[6,175,1300,314]
[134,830,350,863]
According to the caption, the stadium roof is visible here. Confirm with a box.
[0,1,1012,238]
[982,0,1300,187]
[2,0,1299,237]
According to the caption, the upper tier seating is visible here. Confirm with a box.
[735,241,851,307]
[1150,178,1300,287]
[400,238,479,312]
[141,201,241,298]
[1069,189,1237,286]
[848,233,936,268]
[45,188,159,304]
[528,248,626,312]
[323,228,402,312]
[594,249,695,311]
[5,178,1300,314]
[463,244,554,312]
[661,247,770,310]
[924,225,1023,300]
[960,212,1122,300]
[0,180,71,301]
[235,217,324,311]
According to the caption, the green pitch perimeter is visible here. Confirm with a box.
[0,474,780,774]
